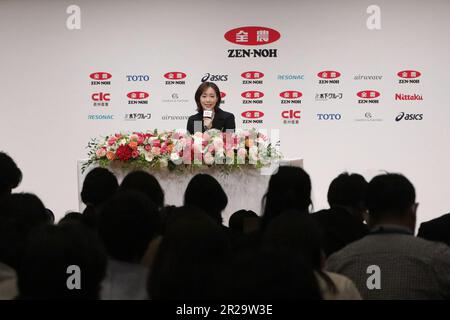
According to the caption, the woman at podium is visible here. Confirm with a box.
[186,82,236,134]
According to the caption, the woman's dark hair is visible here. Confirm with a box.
[194,82,222,113]
[262,166,312,230]
[184,174,228,224]
[261,210,336,294]
[81,167,118,206]
[120,170,165,209]
[0,151,22,197]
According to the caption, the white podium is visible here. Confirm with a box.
[77,159,303,225]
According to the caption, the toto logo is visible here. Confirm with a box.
[90,72,112,80]
[357,90,380,99]
[164,72,187,80]
[241,110,264,119]
[317,71,341,79]
[241,71,264,79]
[127,91,149,99]
[220,92,226,98]
[224,26,281,45]
[397,70,421,79]
[241,91,264,99]
[280,91,303,99]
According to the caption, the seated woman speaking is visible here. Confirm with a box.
[186,82,236,134]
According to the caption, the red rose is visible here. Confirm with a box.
[116,145,133,161]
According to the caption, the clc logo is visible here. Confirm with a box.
[282,110,301,119]
[317,113,341,120]
[92,92,110,101]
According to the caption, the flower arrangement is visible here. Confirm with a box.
[82,128,282,174]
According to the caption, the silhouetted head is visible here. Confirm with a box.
[0,152,22,198]
[81,167,118,207]
[120,170,164,209]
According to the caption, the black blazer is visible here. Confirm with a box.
[418,213,450,247]
[186,108,236,134]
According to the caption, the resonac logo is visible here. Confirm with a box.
[164,72,187,85]
[225,26,280,58]
[317,71,341,84]
[315,93,343,102]
[242,110,264,124]
[397,70,421,84]
[127,91,150,105]
[90,72,112,85]
[282,110,301,124]
[91,92,110,107]
[395,112,423,121]
[242,71,264,85]
[280,91,302,104]
[357,90,380,104]
[241,91,264,105]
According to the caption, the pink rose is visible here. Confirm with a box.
[151,147,161,156]
[130,134,139,141]
[152,140,161,148]
[96,148,107,158]
[144,144,151,151]
[131,150,140,158]
[107,137,117,146]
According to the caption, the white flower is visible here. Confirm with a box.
[170,153,181,164]
[144,151,154,162]
[213,137,224,150]
[204,152,215,165]
[159,158,168,167]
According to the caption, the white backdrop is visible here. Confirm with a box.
[1,0,449,230]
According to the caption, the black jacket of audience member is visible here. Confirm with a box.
[418,213,450,247]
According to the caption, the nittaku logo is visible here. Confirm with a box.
[277,74,304,80]
[126,75,149,81]
[398,70,421,84]
[161,114,190,121]
[354,112,383,122]
[354,74,383,80]
[162,93,189,103]
[242,110,264,124]
[357,90,380,104]
[280,91,302,104]
[317,113,341,120]
[88,114,114,120]
[127,91,149,104]
[201,73,228,82]
[317,71,341,84]
[225,26,280,58]
[90,72,111,85]
[395,93,423,101]
[125,113,151,121]
[242,71,264,85]
[164,72,187,85]
[282,110,301,124]
[91,92,110,107]
[395,112,423,121]
[242,91,264,104]
[315,93,343,101]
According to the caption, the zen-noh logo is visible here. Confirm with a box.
[220,91,226,104]
[317,71,341,84]
[241,91,264,105]
[90,72,112,85]
[225,26,280,58]
[357,90,380,104]
[397,70,421,84]
[280,91,302,104]
[127,91,149,104]
[242,71,264,85]
[164,72,187,85]
[242,110,264,124]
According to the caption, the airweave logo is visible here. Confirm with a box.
[398,70,421,84]
[161,114,190,121]
[280,91,302,104]
[202,73,228,82]
[127,91,149,104]
[164,72,186,85]
[225,26,280,58]
[242,110,264,124]
[242,91,264,104]
[242,71,264,85]
[395,112,423,121]
[357,90,380,104]
[90,72,111,85]
[317,71,341,84]
[354,74,383,80]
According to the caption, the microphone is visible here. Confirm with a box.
[203,110,213,119]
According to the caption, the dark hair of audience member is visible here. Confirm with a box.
[148,209,231,299]
[261,210,336,294]
[58,212,84,225]
[223,248,322,299]
[16,222,107,299]
[262,166,312,230]
[120,170,165,210]
[0,152,22,198]
[0,193,51,269]
[328,172,368,208]
[184,174,228,225]
[98,190,160,263]
[228,210,259,234]
[366,173,416,223]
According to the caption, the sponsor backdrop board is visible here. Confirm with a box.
[0,0,449,228]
